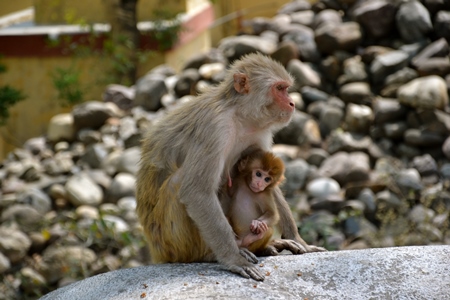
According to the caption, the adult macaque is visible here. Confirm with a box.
[227,150,284,255]
[136,53,325,282]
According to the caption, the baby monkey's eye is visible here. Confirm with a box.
[277,85,283,90]
[264,177,271,183]
[256,171,262,177]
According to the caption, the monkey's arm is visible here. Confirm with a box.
[272,186,326,253]
[178,150,264,281]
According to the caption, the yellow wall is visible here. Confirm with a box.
[34,0,186,24]
[0,0,33,16]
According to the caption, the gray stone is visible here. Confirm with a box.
[47,113,75,143]
[1,204,42,230]
[274,111,321,146]
[344,103,373,134]
[397,76,449,110]
[65,173,103,207]
[337,55,368,85]
[372,98,407,124]
[72,101,121,130]
[17,187,52,214]
[384,67,419,90]
[414,58,450,77]
[105,173,136,203]
[319,105,344,137]
[319,151,370,186]
[102,84,135,111]
[306,177,341,200]
[218,35,277,62]
[41,246,450,300]
[0,227,31,264]
[325,130,372,154]
[306,148,329,167]
[339,82,372,104]
[287,59,321,90]
[396,0,432,43]
[370,50,409,85]
[411,154,438,176]
[352,0,396,38]
[290,10,314,28]
[38,246,97,284]
[435,10,450,41]
[116,146,140,175]
[283,159,310,196]
[174,68,201,97]
[315,22,362,54]
[134,74,167,111]
[281,25,320,63]
[412,38,449,66]
[0,251,11,273]
[313,9,342,30]
[404,129,445,147]
[278,0,311,14]
[79,143,108,169]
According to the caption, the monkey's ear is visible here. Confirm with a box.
[238,157,249,172]
[233,73,250,94]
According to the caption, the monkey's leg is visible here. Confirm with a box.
[273,187,327,253]
[137,166,212,263]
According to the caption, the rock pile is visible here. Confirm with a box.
[1,0,450,298]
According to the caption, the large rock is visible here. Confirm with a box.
[41,246,450,300]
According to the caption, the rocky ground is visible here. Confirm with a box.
[1,0,450,298]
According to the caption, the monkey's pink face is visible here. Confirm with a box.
[250,169,272,193]
[270,81,295,122]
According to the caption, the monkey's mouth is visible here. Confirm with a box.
[250,185,264,193]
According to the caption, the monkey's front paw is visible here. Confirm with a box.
[228,264,265,281]
[239,247,258,264]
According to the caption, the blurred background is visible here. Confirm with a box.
[1,0,450,299]
[0,0,290,158]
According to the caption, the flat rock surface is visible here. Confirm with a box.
[41,245,450,300]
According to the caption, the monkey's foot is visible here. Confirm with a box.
[270,239,308,254]
[305,245,327,252]
[227,264,264,281]
[239,247,258,264]
[270,239,327,254]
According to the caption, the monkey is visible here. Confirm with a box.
[136,52,326,282]
[227,150,285,255]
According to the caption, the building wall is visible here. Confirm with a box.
[0,2,213,159]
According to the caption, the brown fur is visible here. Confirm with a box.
[136,53,325,281]
[228,150,284,254]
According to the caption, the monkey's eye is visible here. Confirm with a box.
[276,85,283,91]
[264,177,271,183]
[256,171,262,177]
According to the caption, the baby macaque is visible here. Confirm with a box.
[227,150,285,255]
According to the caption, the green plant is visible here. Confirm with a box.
[151,9,183,51]
[51,66,84,106]
[0,61,26,125]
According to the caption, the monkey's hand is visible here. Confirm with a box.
[239,247,258,264]
[227,260,265,281]
[250,220,268,234]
